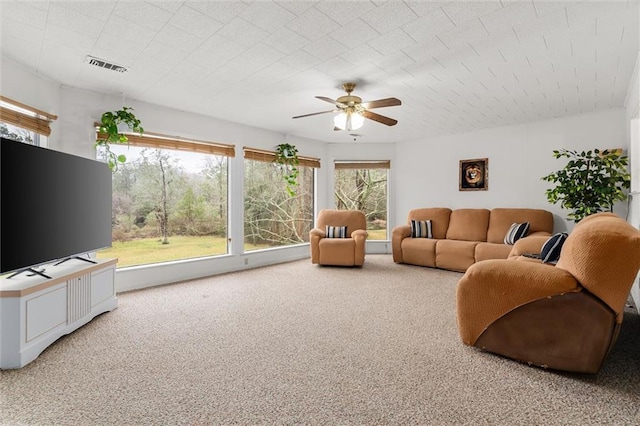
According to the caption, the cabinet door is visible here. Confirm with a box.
[91,267,115,308]
[26,286,67,342]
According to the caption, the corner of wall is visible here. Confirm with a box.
[631,273,640,311]
[624,51,640,121]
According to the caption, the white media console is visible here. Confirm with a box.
[0,258,117,369]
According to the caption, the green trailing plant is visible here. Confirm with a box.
[273,143,299,196]
[95,106,144,172]
[541,148,630,222]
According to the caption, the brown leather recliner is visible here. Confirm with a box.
[456,213,640,373]
[310,209,367,266]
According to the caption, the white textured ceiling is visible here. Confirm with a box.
[1,0,638,143]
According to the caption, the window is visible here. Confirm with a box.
[334,161,389,240]
[96,133,233,268]
[0,122,43,146]
[0,96,57,146]
[244,147,318,251]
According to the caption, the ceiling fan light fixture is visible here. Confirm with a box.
[334,111,364,131]
[351,111,364,129]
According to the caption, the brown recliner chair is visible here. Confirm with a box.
[310,209,367,266]
[456,213,640,373]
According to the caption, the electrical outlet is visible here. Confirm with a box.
[244,258,249,265]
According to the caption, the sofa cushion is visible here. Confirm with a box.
[325,225,348,238]
[401,238,438,267]
[318,238,356,265]
[541,232,568,263]
[487,208,553,244]
[436,239,478,272]
[504,222,530,245]
[446,209,490,242]
[475,242,513,262]
[407,208,452,239]
[410,220,432,238]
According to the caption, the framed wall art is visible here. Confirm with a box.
[459,158,488,191]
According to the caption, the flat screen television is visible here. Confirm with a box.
[0,137,112,277]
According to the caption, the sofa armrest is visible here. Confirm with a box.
[351,229,368,239]
[391,225,411,263]
[508,235,550,258]
[352,229,368,266]
[457,259,580,345]
[309,228,325,264]
[528,231,552,237]
[310,228,325,238]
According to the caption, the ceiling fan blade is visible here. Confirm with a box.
[362,110,398,126]
[292,110,335,119]
[316,96,347,108]
[361,97,402,109]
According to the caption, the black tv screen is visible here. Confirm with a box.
[0,137,112,274]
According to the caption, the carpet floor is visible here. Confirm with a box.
[1,255,639,425]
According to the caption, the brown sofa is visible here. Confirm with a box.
[392,208,553,272]
[456,213,640,373]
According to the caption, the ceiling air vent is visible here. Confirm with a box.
[84,55,128,73]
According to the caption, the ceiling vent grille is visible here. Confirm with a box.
[84,55,128,73]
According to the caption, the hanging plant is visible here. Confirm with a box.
[274,143,299,196]
[541,148,631,222]
[95,106,144,172]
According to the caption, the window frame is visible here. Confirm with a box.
[243,146,320,252]
[334,160,390,240]
[96,130,235,268]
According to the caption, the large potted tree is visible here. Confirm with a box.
[541,148,631,222]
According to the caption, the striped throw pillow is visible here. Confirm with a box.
[540,232,568,263]
[325,225,348,238]
[504,222,530,245]
[410,220,432,238]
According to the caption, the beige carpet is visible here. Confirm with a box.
[1,255,639,425]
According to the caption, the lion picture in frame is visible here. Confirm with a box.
[459,158,488,191]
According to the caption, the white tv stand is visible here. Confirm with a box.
[0,258,117,369]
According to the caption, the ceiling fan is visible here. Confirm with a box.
[292,83,401,131]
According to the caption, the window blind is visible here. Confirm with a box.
[96,129,235,157]
[244,147,321,168]
[334,160,390,170]
[0,96,57,137]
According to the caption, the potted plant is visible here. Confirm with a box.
[274,143,299,196]
[95,106,144,171]
[541,148,631,222]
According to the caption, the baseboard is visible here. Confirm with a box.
[630,274,640,310]
[366,240,391,254]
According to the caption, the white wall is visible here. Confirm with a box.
[395,109,627,233]
[0,57,62,143]
[624,51,640,308]
[626,52,640,195]
[629,118,640,309]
